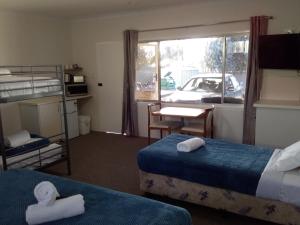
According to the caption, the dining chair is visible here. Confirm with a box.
[147,102,183,144]
[180,106,214,138]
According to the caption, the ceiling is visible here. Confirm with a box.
[0,0,205,19]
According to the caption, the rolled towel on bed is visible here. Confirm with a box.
[26,194,85,225]
[177,137,205,152]
[34,181,60,206]
[4,130,31,148]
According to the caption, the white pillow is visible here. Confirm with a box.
[0,68,11,75]
[275,140,300,172]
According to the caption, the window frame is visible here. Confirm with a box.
[136,32,249,104]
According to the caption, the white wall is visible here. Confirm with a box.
[70,0,300,144]
[256,107,300,148]
[0,12,72,135]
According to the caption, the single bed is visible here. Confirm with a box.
[138,134,300,225]
[0,169,192,225]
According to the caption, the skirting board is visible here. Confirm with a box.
[139,170,300,225]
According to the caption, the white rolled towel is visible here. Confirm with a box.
[26,194,85,225]
[34,181,60,206]
[4,130,31,148]
[177,137,205,152]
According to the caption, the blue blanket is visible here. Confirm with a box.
[138,134,273,195]
[0,169,191,225]
[5,134,50,157]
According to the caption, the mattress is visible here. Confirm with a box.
[0,143,62,169]
[0,75,62,99]
[0,169,192,225]
[138,134,273,195]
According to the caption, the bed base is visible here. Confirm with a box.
[139,170,300,225]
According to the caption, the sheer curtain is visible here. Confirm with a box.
[121,30,139,136]
[243,16,269,144]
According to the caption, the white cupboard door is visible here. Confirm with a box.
[67,112,79,139]
[38,102,62,137]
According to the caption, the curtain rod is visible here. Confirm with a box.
[139,16,274,33]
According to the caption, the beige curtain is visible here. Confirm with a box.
[243,16,269,144]
[121,30,139,136]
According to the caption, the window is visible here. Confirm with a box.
[135,42,159,101]
[136,34,249,104]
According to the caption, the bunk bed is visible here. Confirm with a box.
[0,65,71,174]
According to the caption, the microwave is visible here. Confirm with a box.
[65,84,88,96]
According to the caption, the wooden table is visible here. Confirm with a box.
[152,107,207,118]
[152,106,214,137]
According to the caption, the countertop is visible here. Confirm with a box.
[254,99,300,110]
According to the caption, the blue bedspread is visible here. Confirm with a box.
[138,134,273,195]
[5,134,50,157]
[0,169,192,225]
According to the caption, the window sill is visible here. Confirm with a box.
[137,101,244,109]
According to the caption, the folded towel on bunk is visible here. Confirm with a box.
[177,137,205,152]
[34,181,60,206]
[26,194,85,225]
[4,130,31,148]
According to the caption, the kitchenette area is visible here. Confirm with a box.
[18,64,92,140]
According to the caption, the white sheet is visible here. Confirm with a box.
[256,149,300,207]
[0,75,61,98]
[0,143,62,169]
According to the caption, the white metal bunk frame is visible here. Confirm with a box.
[0,65,71,174]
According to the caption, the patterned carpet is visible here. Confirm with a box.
[49,131,275,225]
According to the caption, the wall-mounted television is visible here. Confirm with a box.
[259,33,300,70]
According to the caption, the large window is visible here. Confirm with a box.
[136,34,249,104]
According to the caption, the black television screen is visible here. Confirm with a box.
[259,33,300,69]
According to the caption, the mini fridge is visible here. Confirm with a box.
[61,99,79,139]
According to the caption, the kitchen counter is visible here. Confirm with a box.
[66,94,92,101]
[254,99,300,110]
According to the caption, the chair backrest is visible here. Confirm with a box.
[147,102,162,126]
[204,106,214,137]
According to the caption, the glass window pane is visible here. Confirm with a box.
[135,43,159,101]
[136,34,249,104]
[160,37,224,103]
[224,34,249,104]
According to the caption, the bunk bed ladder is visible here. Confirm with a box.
[0,108,8,170]
[60,65,72,175]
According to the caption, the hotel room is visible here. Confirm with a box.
[0,0,300,224]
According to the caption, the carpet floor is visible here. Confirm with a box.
[50,131,276,225]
